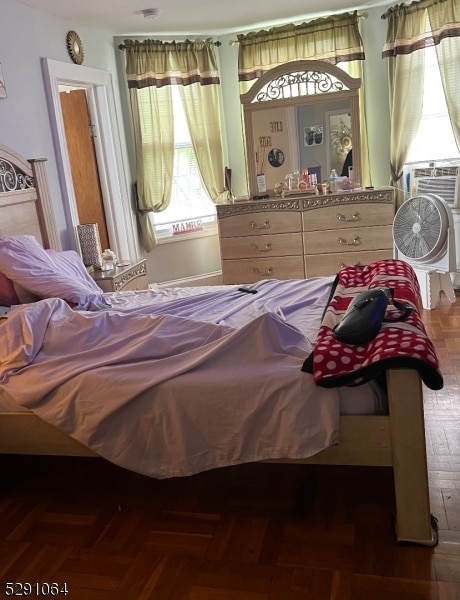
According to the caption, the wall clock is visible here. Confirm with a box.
[66,31,84,65]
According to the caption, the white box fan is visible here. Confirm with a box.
[393,193,457,309]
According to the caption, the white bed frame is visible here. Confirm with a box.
[0,144,435,545]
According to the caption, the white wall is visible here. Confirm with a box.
[0,0,130,250]
[2,0,393,283]
[360,7,392,188]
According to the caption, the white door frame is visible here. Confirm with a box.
[41,58,139,262]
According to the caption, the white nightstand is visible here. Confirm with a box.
[90,259,148,292]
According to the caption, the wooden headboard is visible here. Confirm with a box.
[0,144,61,250]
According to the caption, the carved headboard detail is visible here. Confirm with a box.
[0,145,61,250]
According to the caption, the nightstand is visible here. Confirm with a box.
[91,259,148,292]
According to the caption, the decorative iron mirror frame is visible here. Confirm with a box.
[241,59,362,198]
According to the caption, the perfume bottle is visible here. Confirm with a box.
[291,170,300,190]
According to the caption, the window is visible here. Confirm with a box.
[149,87,217,240]
[406,45,459,164]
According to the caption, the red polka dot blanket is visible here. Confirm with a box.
[302,260,443,390]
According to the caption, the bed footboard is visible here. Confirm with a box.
[386,369,436,545]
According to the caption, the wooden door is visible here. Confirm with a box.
[60,89,109,250]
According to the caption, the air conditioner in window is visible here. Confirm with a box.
[410,164,460,208]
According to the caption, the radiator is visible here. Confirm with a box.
[152,271,223,289]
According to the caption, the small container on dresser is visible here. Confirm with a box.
[90,259,148,292]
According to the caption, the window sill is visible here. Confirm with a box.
[155,223,218,245]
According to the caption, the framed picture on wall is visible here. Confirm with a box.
[304,125,323,147]
[0,63,7,99]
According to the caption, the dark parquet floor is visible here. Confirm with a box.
[1,293,460,599]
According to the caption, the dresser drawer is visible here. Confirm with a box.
[304,225,393,255]
[303,203,394,232]
[220,232,303,260]
[222,256,305,284]
[305,249,393,278]
[218,211,302,238]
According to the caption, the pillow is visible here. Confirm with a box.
[0,272,20,306]
[12,248,61,305]
[49,250,104,294]
[0,235,110,311]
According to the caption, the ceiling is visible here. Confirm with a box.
[17,0,390,36]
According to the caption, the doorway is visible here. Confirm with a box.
[41,58,139,263]
[60,88,110,250]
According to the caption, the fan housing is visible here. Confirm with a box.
[393,193,456,273]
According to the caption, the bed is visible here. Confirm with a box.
[0,143,440,546]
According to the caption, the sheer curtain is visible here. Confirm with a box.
[124,39,228,251]
[427,0,460,148]
[237,12,370,186]
[382,0,460,207]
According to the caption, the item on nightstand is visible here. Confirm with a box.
[77,223,103,268]
[101,249,117,271]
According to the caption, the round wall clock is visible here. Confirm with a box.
[66,31,84,65]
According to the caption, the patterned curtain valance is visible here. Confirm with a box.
[382,0,460,57]
[237,12,365,83]
[123,38,220,89]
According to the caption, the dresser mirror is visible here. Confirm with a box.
[240,59,362,198]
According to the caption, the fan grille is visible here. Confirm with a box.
[393,194,446,262]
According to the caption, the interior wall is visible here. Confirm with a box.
[360,7,392,188]
[0,0,131,251]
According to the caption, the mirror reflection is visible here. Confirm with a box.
[241,60,361,197]
[327,110,352,176]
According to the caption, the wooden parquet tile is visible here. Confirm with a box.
[1,293,460,599]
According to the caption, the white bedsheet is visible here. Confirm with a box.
[0,278,383,478]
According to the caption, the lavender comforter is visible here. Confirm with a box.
[0,278,342,478]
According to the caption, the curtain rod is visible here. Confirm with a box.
[228,11,368,46]
[118,41,222,50]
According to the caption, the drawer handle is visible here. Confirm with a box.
[249,219,270,230]
[337,235,361,246]
[253,267,273,277]
[250,242,272,253]
[336,211,360,222]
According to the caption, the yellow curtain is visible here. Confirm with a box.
[427,0,460,150]
[382,0,460,207]
[124,38,228,251]
[179,83,228,205]
[128,84,173,252]
[238,12,365,94]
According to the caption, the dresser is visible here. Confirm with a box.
[90,259,148,292]
[216,188,395,284]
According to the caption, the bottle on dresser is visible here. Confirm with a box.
[329,169,339,193]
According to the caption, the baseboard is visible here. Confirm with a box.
[153,271,223,289]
